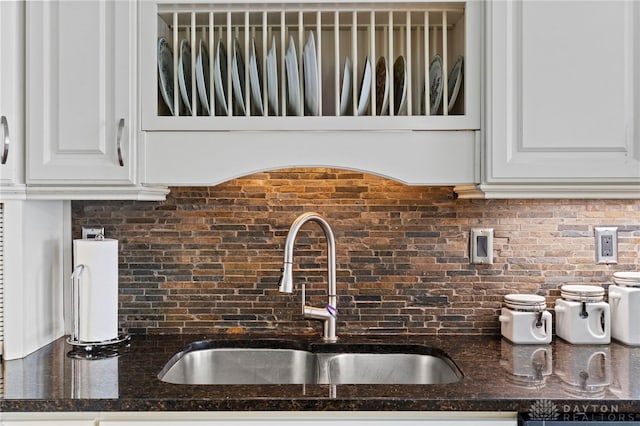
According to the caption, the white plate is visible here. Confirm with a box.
[213,40,229,115]
[375,56,389,115]
[303,31,319,116]
[285,36,301,116]
[447,55,464,112]
[157,37,175,116]
[231,38,246,116]
[248,38,264,116]
[178,39,193,115]
[429,54,443,115]
[339,57,352,116]
[393,55,407,115]
[356,57,372,116]
[195,39,211,116]
[266,36,279,116]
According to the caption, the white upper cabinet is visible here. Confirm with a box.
[483,0,640,197]
[138,1,482,187]
[26,1,136,186]
[0,1,26,199]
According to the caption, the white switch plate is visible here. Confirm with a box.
[595,226,618,264]
[82,226,105,239]
[470,228,494,264]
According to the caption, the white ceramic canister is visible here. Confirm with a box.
[609,272,640,346]
[555,285,610,344]
[499,294,552,344]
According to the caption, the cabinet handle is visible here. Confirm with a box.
[116,118,125,167]
[1,116,9,165]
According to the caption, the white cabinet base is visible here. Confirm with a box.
[142,130,479,187]
[457,183,640,199]
[24,185,169,201]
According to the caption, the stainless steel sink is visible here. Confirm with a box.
[159,348,316,385]
[158,340,462,385]
[316,353,461,384]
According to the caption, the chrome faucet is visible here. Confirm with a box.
[278,212,338,342]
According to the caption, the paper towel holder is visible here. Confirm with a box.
[67,263,131,352]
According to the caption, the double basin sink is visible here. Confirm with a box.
[158,339,462,385]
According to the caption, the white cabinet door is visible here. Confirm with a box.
[26,0,136,185]
[1,412,517,425]
[0,1,25,191]
[99,412,516,425]
[101,421,514,426]
[486,0,640,184]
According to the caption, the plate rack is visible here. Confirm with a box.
[154,2,467,120]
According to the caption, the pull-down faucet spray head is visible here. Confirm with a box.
[277,262,294,293]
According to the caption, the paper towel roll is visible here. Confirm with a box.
[73,238,119,342]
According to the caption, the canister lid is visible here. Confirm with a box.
[613,272,640,287]
[504,294,547,311]
[560,284,605,302]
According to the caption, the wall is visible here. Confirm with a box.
[72,169,640,336]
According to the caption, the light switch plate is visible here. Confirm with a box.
[82,226,105,239]
[470,228,494,264]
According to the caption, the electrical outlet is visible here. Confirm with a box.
[595,226,618,264]
[470,228,494,264]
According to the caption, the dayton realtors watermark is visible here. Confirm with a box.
[528,400,636,422]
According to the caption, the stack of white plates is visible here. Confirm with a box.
[375,56,389,115]
[248,38,264,116]
[195,39,211,116]
[447,55,464,112]
[213,40,229,116]
[560,285,605,302]
[303,31,319,116]
[231,38,246,116]
[503,294,546,312]
[428,54,443,115]
[157,37,175,116]
[613,272,640,287]
[339,57,352,116]
[285,36,301,116]
[336,56,372,116]
[356,57,372,116]
[266,37,279,116]
[393,56,407,115]
[178,39,193,115]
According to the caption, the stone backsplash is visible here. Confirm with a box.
[71,169,640,336]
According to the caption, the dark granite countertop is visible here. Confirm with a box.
[2,334,640,413]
